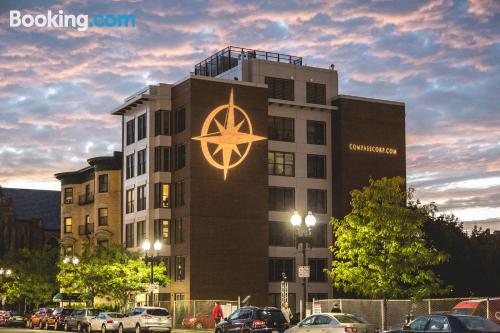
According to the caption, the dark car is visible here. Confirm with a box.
[52,308,74,331]
[388,314,500,333]
[216,307,288,333]
[6,311,27,327]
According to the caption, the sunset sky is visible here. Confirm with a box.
[0,0,499,230]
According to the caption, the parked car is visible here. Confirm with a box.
[285,313,378,333]
[65,308,101,332]
[0,310,10,327]
[387,314,500,333]
[451,299,500,325]
[119,307,172,333]
[216,306,288,333]
[29,308,53,329]
[6,311,28,327]
[182,312,215,329]
[89,312,125,333]
[52,308,75,331]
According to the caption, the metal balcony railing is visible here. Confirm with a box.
[78,192,94,205]
[78,223,94,235]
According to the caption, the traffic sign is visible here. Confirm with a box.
[298,266,310,278]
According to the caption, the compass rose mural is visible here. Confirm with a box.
[192,88,266,180]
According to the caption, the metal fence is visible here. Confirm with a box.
[308,297,500,331]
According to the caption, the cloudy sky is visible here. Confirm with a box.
[0,0,499,230]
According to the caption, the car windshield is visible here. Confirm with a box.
[88,309,100,316]
[450,308,473,315]
[456,317,500,332]
[334,315,365,324]
[62,309,73,315]
[108,313,125,318]
[146,309,169,316]
[258,310,286,323]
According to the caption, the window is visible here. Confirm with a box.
[138,113,147,140]
[306,82,326,105]
[98,208,108,226]
[269,258,295,282]
[311,224,327,248]
[126,119,135,145]
[175,107,186,133]
[98,174,108,193]
[155,146,171,172]
[269,187,294,211]
[126,189,134,213]
[64,217,72,233]
[307,120,326,145]
[427,316,450,332]
[307,154,326,179]
[314,315,333,325]
[154,219,170,244]
[126,154,134,179]
[268,151,294,176]
[175,256,185,281]
[175,144,186,170]
[265,77,294,101]
[174,180,185,208]
[137,185,146,211]
[64,188,73,204]
[309,258,327,282]
[269,222,294,247]
[307,189,327,214]
[137,149,147,175]
[268,116,294,142]
[63,245,73,256]
[162,258,171,278]
[97,239,109,247]
[173,218,184,244]
[409,317,430,331]
[136,221,146,246]
[155,110,171,136]
[154,183,170,208]
[125,223,134,248]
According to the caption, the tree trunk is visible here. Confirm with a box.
[383,299,388,331]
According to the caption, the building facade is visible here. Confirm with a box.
[55,152,122,255]
[111,47,406,311]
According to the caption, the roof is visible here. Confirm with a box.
[1,187,60,230]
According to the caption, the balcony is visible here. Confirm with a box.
[79,192,94,205]
[78,223,94,236]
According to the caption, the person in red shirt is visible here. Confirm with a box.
[212,301,224,325]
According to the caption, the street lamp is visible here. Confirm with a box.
[0,268,13,309]
[290,211,317,319]
[63,256,79,266]
[143,239,162,306]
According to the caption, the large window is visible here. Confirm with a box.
[309,258,328,282]
[175,256,185,281]
[137,149,147,175]
[306,82,326,105]
[269,258,295,282]
[98,208,108,226]
[98,174,108,193]
[268,116,294,142]
[155,146,171,172]
[175,107,186,133]
[155,110,171,136]
[307,120,326,145]
[64,188,73,204]
[269,222,294,247]
[311,223,327,248]
[154,219,170,245]
[269,187,294,211]
[125,223,134,248]
[126,154,134,179]
[138,113,147,140]
[268,151,294,176]
[154,183,170,208]
[64,217,72,233]
[175,144,186,170]
[137,185,146,211]
[174,180,185,208]
[174,218,184,244]
[126,119,135,145]
[307,189,327,214]
[307,154,326,179]
[136,221,146,246]
[265,77,294,101]
[126,189,134,213]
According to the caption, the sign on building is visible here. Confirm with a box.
[298,266,310,278]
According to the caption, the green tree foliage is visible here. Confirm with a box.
[327,177,450,301]
[0,247,59,307]
[57,244,169,308]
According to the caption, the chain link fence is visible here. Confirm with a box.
[308,297,500,331]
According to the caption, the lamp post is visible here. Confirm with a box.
[62,256,79,306]
[143,239,162,306]
[290,211,317,319]
[0,268,13,309]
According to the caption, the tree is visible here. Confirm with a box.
[57,244,169,308]
[327,177,449,328]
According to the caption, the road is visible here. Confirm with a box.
[0,329,211,333]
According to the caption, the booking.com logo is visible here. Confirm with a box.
[9,10,136,31]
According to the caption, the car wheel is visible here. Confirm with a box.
[101,324,106,333]
[77,323,82,332]
[87,324,92,333]
[118,324,123,333]
[64,322,70,331]
[135,324,141,333]
[45,321,49,330]
[55,322,59,331]
[29,320,33,329]
[195,322,203,329]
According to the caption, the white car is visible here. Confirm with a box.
[119,307,172,333]
[285,313,379,333]
[89,312,125,333]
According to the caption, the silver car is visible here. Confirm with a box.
[119,307,172,333]
[285,313,378,333]
[89,312,125,333]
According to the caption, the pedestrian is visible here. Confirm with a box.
[212,301,224,325]
[331,303,342,313]
[281,302,293,323]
